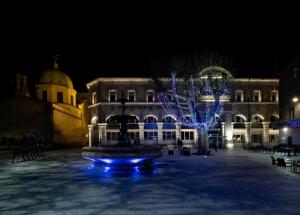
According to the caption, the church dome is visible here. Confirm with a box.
[39,63,73,89]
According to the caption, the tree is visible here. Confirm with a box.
[155,54,232,154]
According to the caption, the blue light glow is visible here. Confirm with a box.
[104,167,111,172]
[98,159,113,164]
[130,158,144,164]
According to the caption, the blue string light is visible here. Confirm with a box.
[288,119,300,128]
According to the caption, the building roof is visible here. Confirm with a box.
[38,63,74,89]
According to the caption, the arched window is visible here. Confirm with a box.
[144,116,157,123]
[235,115,246,123]
[252,115,263,123]
[270,115,279,122]
[106,116,118,124]
[91,116,98,125]
[162,116,176,123]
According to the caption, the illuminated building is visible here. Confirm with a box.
[86,72,279,149]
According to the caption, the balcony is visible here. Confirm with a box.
[107,123,139,130]
[251,122,263,128]
[233,123,246,129]
[163,123,176,129]
[144,123,158,129]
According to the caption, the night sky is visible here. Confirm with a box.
[1,4,299,99]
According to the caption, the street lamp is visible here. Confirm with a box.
[292,97,299,103]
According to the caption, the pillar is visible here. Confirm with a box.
[225,113,233,147]
[221,122,226,148]
[88,124,93,147]
[244,122,251,147]
[193,128,198,148]
[157,122,163,145]
[262,122,270,146]
[175,123,181,140]
[138,122,144,144]
[98,123,107,146]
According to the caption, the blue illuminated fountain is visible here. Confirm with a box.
[82,92,163,170]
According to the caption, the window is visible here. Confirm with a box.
[147,90,154,102]
[144,116,157,123]
[163,131,176,140]
[181,131,194,140]
[235,90,243,102]
[162,116,175,123]
[109,90,116,102]
[144,131,158,140]
[253,90,261,102]
[70,95,74,106]
[107,132,120,141]
[270,115,279,122]
[128,90,135,102]
[271,90,278,102]
[57,92,63,103]
[92,92,97,104]
[42,90,47,102]
[235,116,245,123]
[252,116,262,123]
[233,134,245,143]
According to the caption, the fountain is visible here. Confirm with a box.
[82,92,163,169]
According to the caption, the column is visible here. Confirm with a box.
[98,123,107,146]
[138,122,144,144]
[175,123,181,140]
[221,122,226,148]
[157,122,163,145]
[244,122,251,147]
[193,128,198,148]
[262,122,270,146]
[225,113,233,148]
[88,124,93,147]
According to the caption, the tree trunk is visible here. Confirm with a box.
[197,127,209,154]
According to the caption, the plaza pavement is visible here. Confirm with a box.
[0,148,299,215]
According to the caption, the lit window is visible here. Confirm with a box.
[144,131,158,140]
[109,90,117,102]
[235,90,243,102]
[163,116,175,123]
[163,131,176,140]
[147,90,154,102]
[144,116,157,123]
[57,92,63,103]
[271,90,278,102]
[128,90,135,102]
[181,131,194,140]
[253,90,261,102]
[92,92,97,104]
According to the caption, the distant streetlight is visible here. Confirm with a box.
[283,127,288,132]
[292,97,299,103]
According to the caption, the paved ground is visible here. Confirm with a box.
[0,149,300,215]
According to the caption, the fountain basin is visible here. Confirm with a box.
[82,145,163,166]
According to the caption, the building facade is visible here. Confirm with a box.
[0,62,88,147]
[279,55,300,145]
[86,72,279,149]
